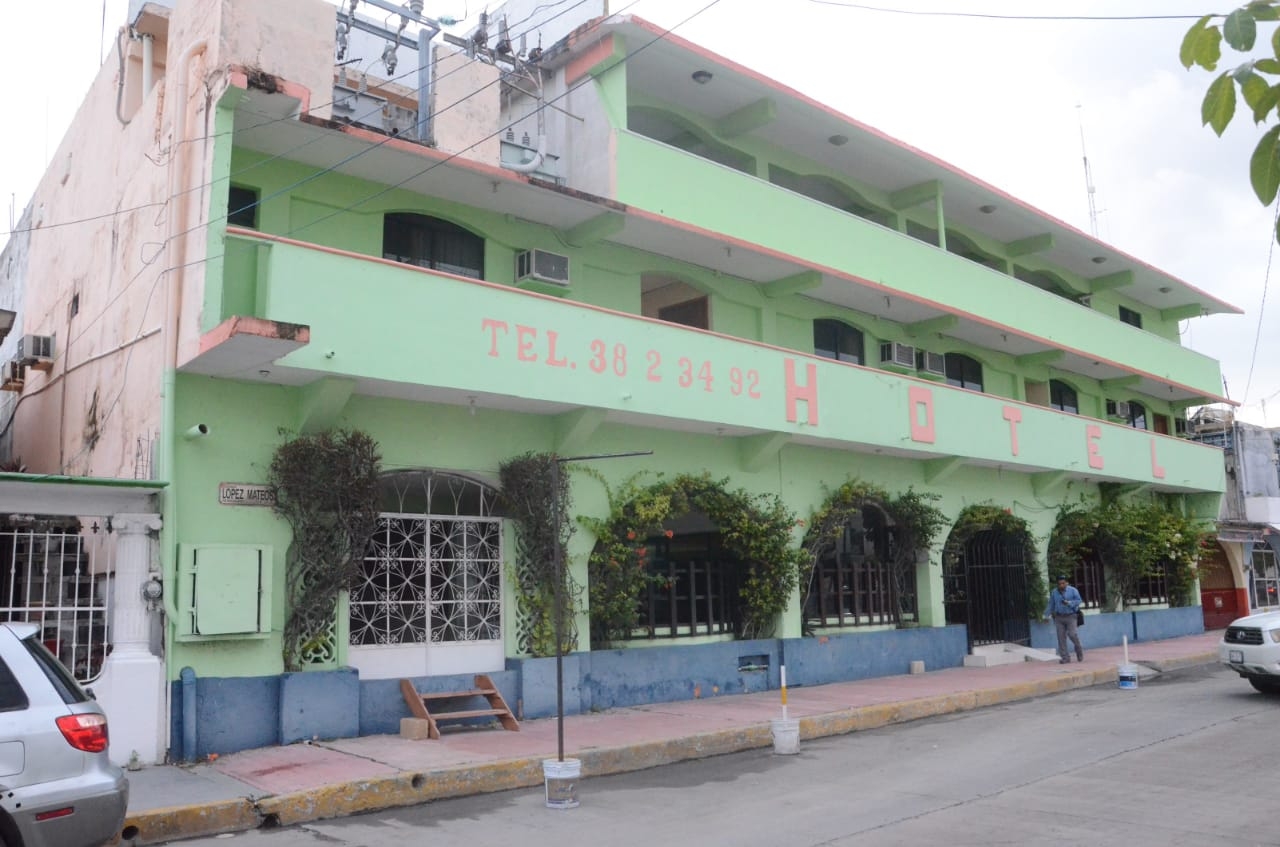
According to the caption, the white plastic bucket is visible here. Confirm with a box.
[1118,663,1139,690]
[542,758,581,809]
[771,717,800,755]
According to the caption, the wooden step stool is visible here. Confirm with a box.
[399,674,519,740]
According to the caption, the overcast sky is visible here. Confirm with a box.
[1,0,1275,425]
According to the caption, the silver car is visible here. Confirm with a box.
[0,622,127,847]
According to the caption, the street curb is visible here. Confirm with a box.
[120,658,1213,844]
[1138,650,1218,673]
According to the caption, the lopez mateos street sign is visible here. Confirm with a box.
[218,483,277,507]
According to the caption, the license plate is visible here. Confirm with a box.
[1230,650,1244,663]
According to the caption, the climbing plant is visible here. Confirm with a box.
[497,452,578,658]
[800,479,948,625]
[943,504,1046,619]
[1048,498,1208,609]
[580,473,806,646]
[268,429,381,672]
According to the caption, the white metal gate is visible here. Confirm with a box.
[0,520,114,684]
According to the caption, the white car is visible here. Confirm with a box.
[1220,610,1280,694]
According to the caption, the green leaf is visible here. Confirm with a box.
[1181,15,1214,68]
[1225,8,1258,51]
[1242,70,1269,106]
[1254,83,1280,122]
[1203,73,1238,134]
[1250,124,1280,204]
[1257,58,1280,74]
[1196,25,1224,71]
[1247,0,1280,22]
[1273,22,1280,58]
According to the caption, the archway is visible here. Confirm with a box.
[942,506,1036,650]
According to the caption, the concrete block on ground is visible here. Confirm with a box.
[400,717,432,740]
[909,660,925,675]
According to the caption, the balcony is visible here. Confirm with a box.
[188,232,1225,495]
[610,131,1226,402]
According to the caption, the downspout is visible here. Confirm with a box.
[159,38,207,737]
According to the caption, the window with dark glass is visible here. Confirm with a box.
[383,213,485,279]
[658,297,709,329]
[945,353,983,391]
[639,530,740,638]
[1049,380,1078,414]
[227,185,259,229]
[804,506,911,628]
[1128,401,1148,430]
[813,320,864,365]
[1118,306,1143,328]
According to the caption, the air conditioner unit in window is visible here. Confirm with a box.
[1105,399,1131,420]
[916,350,946,380]
[17,334,53,370]
[515,249,570,286]
[879,342,916,372]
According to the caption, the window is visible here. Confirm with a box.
[0,657,28,712]
[1129,561,1168,606]
[658,297,709,329]
[227,185,259,229]
[1252,547,1280,609]
[804,506,910,628]
[1127,401,1148,430]
[813,319,864,365]
[1119,306,1143,328]
[1049,380,1078,414]
[383,213,485,279]
[638,531,739,638]
[352,473,502,646]
[945,353,983,391]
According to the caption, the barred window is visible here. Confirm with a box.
[1252,547,1280,609]
[637,531,740,638]
[351,473,502,646]
[805,506,910,628]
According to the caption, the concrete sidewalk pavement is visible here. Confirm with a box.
[120,630,1224,845]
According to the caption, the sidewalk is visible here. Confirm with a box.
[121,630,1223,845]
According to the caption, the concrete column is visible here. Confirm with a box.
[95,512,166,766]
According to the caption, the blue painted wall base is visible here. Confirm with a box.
[169,608,1201,758]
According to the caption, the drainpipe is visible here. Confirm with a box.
[159,39,207,745]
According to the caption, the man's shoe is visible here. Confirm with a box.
[1059,658,1069,664]
[1077,652,1084,662]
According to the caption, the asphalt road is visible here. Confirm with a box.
[163,665,1278,847]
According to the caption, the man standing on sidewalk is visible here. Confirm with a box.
[1044,574,1084,664]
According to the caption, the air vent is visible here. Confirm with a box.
[515,249,570,286]
[1105,399,1131,420]
[916,350,946,379]
[879,342,916,371]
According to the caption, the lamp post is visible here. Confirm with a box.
[550,450,650,763]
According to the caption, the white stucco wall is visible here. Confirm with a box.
[433,46,500,165]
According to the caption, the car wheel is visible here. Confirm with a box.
[1248,677,1280,694]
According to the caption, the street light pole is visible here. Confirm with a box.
[551,450,651,762]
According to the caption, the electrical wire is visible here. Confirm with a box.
[0,0,716,451]
[803,1,1203,21]
[1241,201,1277,404]
[1,0,598,240]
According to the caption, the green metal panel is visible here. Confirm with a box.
[178,544,272,638]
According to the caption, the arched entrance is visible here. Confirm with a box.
[943,515,1032,650]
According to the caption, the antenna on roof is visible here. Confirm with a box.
[1077,104,1100,238]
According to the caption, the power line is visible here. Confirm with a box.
[1,0,723,452]
[0,0,597,240]
[803,1,1202,21]
[1242,202,1277,404]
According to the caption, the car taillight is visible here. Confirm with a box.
[55,713,109,753]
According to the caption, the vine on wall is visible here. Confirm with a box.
[1048,499,1207,609]
[580,473,806,646]
[497,452,578,658]
[268,429,381,672]
[800,479,948,624]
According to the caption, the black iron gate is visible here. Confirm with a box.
[944,529,1029,650]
